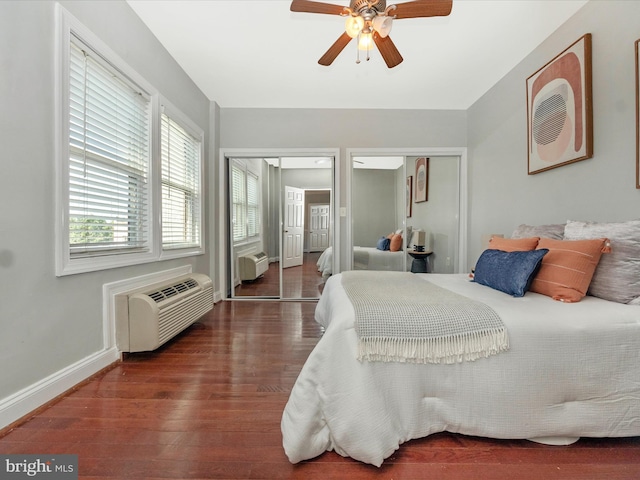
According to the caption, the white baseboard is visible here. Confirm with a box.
[213,289,224,303]
[0,347,119,431]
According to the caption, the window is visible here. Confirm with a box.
[231,164,247,243]
[246,171,259,239]
[231,161,260,244]
[67,36,151,259]
[56,8,205,275]
[161,111,202,252]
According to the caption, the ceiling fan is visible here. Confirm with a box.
[290,0,453,68]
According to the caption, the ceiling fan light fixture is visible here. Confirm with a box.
[345,15,364,38]
[372,15,393,38]
[357,31,374,51]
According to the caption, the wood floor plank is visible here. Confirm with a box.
[1,257,639,479]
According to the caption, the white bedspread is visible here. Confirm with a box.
[316,246,405,278]
[281,273,640,466]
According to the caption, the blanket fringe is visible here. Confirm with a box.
[357,328,509,365]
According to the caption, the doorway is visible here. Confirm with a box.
[221,151,338,300]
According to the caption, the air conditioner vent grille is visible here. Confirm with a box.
[147,277,199,303]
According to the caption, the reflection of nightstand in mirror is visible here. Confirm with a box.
[407,250,433,273]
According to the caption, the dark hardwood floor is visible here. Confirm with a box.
[2,299,640,479]
[234,251,324,299]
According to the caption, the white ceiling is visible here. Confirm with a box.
[127,0,587,110]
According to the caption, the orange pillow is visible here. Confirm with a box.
[488,236,539,252]
[530,238,609,303]
[389,234,403,252]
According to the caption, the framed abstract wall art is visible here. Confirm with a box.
[526,33,593,175]
[414,157,429,202]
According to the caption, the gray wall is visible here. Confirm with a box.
[220,109,468,268]
[407,156,460,273]
[0,1,210,412]
[467,0,640,266]
[352,169,398,247]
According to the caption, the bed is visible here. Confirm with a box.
[316,246,406,278]
[282,220,640,466]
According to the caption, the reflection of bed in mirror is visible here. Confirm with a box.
[317,246,405,278]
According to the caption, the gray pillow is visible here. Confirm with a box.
[563,219,640,304]
[512,223,565,240]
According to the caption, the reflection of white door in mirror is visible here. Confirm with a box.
[309,204,330,252]
[283,185,305,268]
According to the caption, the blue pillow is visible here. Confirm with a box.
[473,249,549,297]
[376,237,390,251]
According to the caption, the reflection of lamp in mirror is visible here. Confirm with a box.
[411,230,426,252]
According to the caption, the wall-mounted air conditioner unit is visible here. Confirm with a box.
[238,252,268,281]
[115,273,213,353]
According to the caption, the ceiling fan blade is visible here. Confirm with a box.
[390,0,453,19]
[290,0,347,15]
[373,33,403,68]
[318,32,353,66]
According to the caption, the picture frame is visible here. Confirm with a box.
[636,39,640,189]
[414,157,429,202]
[526,33,593,175]
[406,175,412,217]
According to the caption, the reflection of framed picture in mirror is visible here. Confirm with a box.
[414,157,429,203]
[526,34,593,175]
[636,39,640,188]
[406,176,412,217]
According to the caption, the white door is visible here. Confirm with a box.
[283,186,304,268]
[309,204,330,252]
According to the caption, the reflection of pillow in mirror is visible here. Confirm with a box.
[473,249,549,297]
[389,234,403,252]
[376,237,390,251]
[405,226,413,247]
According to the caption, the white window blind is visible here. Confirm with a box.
[68,37,150,258]
[161,113,201,250]
[231,165,246,243]
[247,172,259,238]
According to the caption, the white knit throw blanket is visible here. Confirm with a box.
[341,271,509,364]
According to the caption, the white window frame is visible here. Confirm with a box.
[246,170,260,240]
[230,159,261,246]
[159,99,205,259]
[55,6,205,276]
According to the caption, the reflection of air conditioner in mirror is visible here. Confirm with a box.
[239,252,268,281]
[115,273,213,353]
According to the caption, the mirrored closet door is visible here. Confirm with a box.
[351,156,408,273]
[227,156,333,300]
[351,154,461,275]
